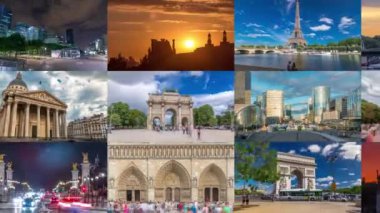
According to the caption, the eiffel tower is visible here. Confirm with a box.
[287,0,307,48]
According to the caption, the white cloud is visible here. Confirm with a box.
[300,148,307,152]
[349,173,355,176]
[353,179,361,186]
[308,144,321,153]
[338,17,356,34]
[310,24,331,31]
[193,91,234,115]
[245,23,262,28]
[286,0,296,12]
[288,150,296,154]
[188,71,204,77]
[339,142,361,161]
[238,33,271,38]
[304,33,316,38]
[317,176,334,182]
[321,143,339,156]
[319,17,334,25]
[273,24,279,30]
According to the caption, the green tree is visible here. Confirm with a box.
[110,113,122,127]
[108,102,130,127]
[7,33,26,58]
[128,109,147,128]
[194,104,216,126]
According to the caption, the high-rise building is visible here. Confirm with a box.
[335,96,348,118]
[347,87,361,119]
[27,26,39,41]
[15,22,29,39]
[312,86,330,124]
[284,104,292,120]
[0,5,12,37]
[263,90,284,124]
[234,71,251,113]
[66,28,74,45]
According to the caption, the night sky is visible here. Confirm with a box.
[0,0,107,49]
[0,142,107,191]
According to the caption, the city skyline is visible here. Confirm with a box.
[235,0,361,46]
[108,71,234,115]
[0,0,107,49]
[0,71,107,122]
[362,0,380,36]
[108,0,234,59]
[236,142,361,193]
[0,142,106,190]
[251,71,360,119]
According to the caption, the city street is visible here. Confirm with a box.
[22,56,107,71]
[235,201,360,213]
[0,202,107,212]
[108,129,234,144]
[244,131,355,142]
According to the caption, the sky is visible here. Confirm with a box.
[108,71,234,115]
[362,142,380,183]
[362,71,380,106]
[1,0,107,49]
[362,0,380,36]
[235,142,362,193]
[0,71,107,122]
[0,142,107,191]
[235,0,361,46]
[251,71,361,119]
[108,0,234,59]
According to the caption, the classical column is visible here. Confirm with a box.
[161,103,165,127]
[24,103,30,137]
[3,101,11,137]
[178,104,182,128]
[190,104,194,130]
[63,112,67,138]
[36,105,41,137]
[46,107,50,138]
[55,109,60,138]
[10,101,18,137]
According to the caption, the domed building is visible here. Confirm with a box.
[0,72,67,139]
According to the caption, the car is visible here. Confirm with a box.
[23,198,36,209]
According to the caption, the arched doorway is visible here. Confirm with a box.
[199,164,227,202]
[164,109,176,130]
[155,160,191,202]
[152,117,161,130]
[291,169,303,189]
[117,166,147,202]
[181,117,189,127]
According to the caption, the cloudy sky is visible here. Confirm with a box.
[251,71,361,119]
[108,0,234,59]
[236,142,362,192]
[362,71,380,106]
[235,0,361,46]
[108,71,234,115]
[1,0,106,49]
[362,0,380,36]
[0,71,107,122]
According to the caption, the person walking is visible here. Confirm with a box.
[287,61,292,71]
[291,62,298,71]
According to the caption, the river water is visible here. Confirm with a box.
[235,54,361,71]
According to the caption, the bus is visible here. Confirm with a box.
[278,189,323,201]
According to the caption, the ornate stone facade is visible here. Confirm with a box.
[67,113,107,140]
[0,73,67,139]
[108,144,234,203]
[146,92,193,130]
[275,152,317,195]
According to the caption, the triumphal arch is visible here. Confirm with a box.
[275,152,317,195]
[146,91,193,130]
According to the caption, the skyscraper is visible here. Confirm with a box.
[287,0,307,48]
[66,28,74,45]
[312,86,330,124]
[235,71,251,113]
[263,90,284,124]
[0,5,12,37]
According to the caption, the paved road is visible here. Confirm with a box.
[108,129,234,144]
[21,56,107,71]
[235,201,360,213]
[244,131,354,143]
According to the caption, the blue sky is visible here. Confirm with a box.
[0,71,107,122]
[108,71,234,115]
[235,142,361,193]
[235,0,361,46]
[251,71,361,118]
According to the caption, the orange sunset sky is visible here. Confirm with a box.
[362,143,380,183]
[108,0,234,59]
[362,0,380,36]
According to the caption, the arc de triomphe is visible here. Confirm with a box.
[147,92,193,130]
[275,152,317,195]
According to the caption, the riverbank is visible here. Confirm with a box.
[235,64,283,71]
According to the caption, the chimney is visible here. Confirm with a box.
[172,39,176,54]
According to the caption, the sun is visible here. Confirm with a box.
[184,39,195,49]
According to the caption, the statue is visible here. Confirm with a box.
[72,163,78,171]
[6,162,12,170]
[82,152,89,163]
[148,177,153,187]
[228,177,234,188]
[0,154,4,162]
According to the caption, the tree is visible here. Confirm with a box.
[110,114,122,127]
[7,33,26,58]
[194,104,216,126]
[128,109,147,128]
[236,140,279,200]
[108,102,130,127]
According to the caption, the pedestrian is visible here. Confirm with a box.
[197,126,201,140]
[291,62,297,71]
[287,61,292,70]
